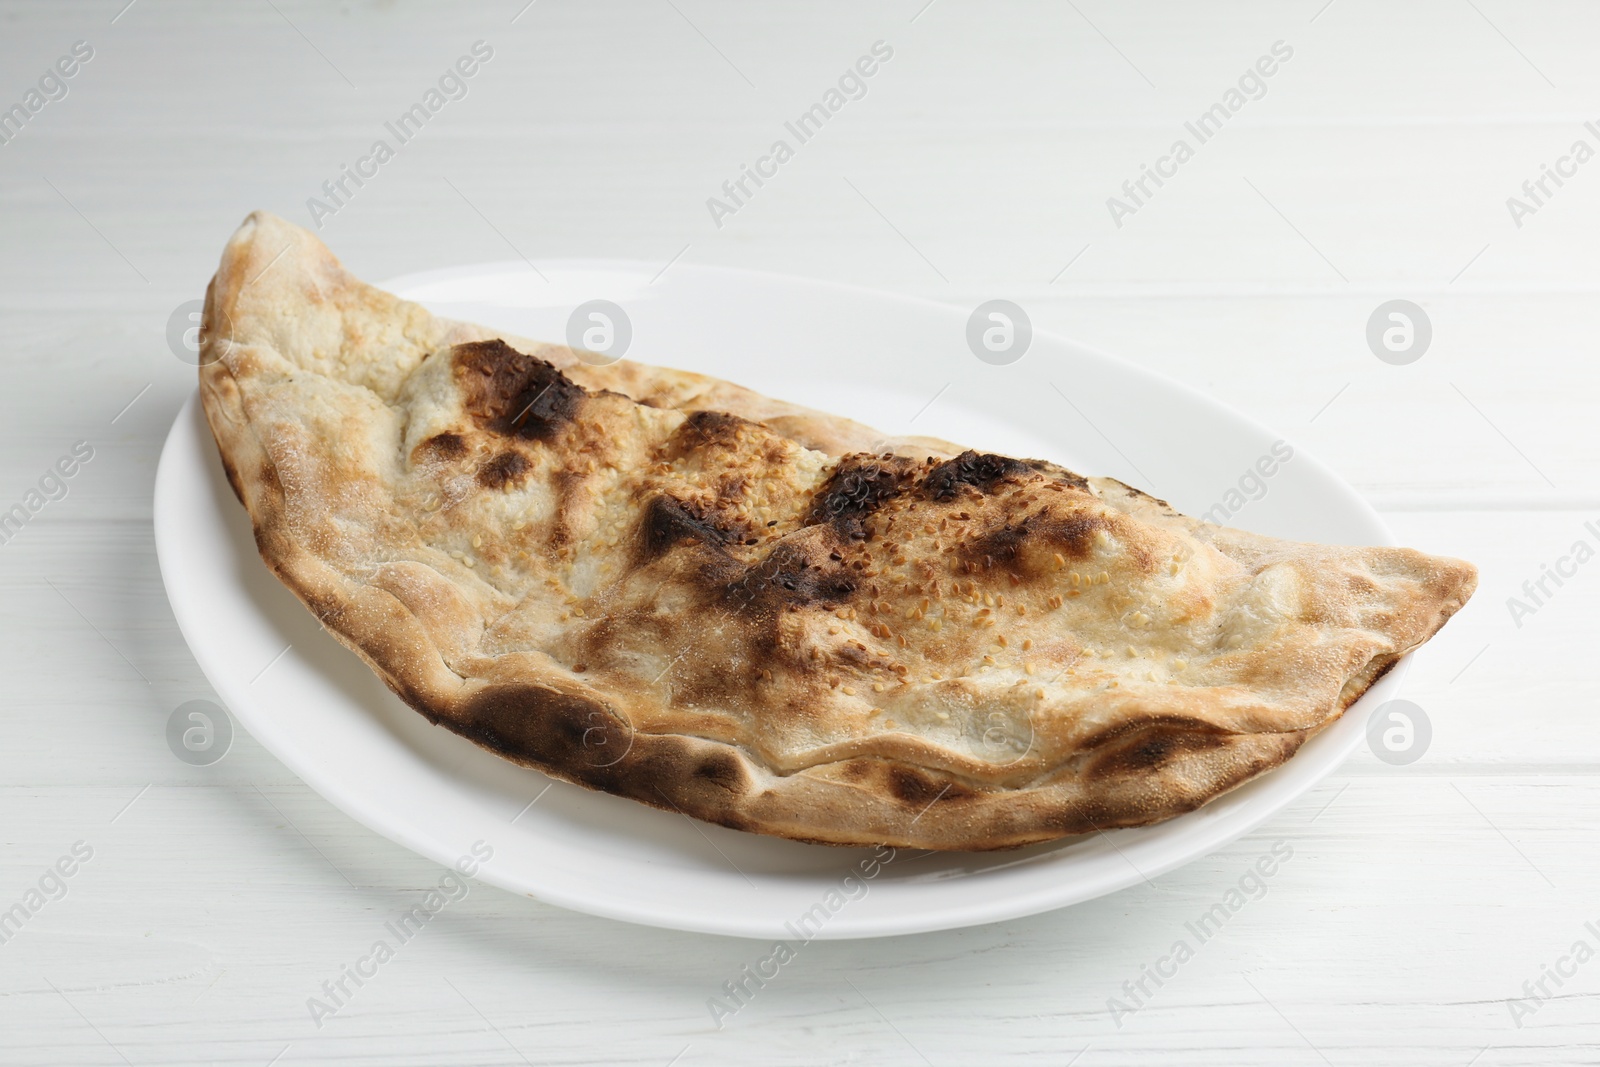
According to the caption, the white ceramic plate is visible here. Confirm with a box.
[155,260,1400,940]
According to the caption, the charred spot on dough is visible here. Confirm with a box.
[476,450,531,490]
[839,761,873,783]
[673,409,753,453]
[924,450,1031,501]
[806,454,915,537]
[961,517,1035,571]
[1053,512,1110,558]
[453,339,586,441]
[724,541,857,614]
[887,766,970,807]
[416,431,468,462]
[960,509,1111,574]
[691,751,750,796]
[640,494,735,561]
[447,685,734,810]
[454,683,622,776]
[953,508,1120,575]
[1081,719,1229,779]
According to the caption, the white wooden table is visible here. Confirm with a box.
[3,1,1596,1063]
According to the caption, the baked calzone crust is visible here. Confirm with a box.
[198,212,1476,850]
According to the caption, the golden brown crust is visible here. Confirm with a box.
[198,212,1477,850]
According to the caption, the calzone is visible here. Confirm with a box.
[198,212,1476,850]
